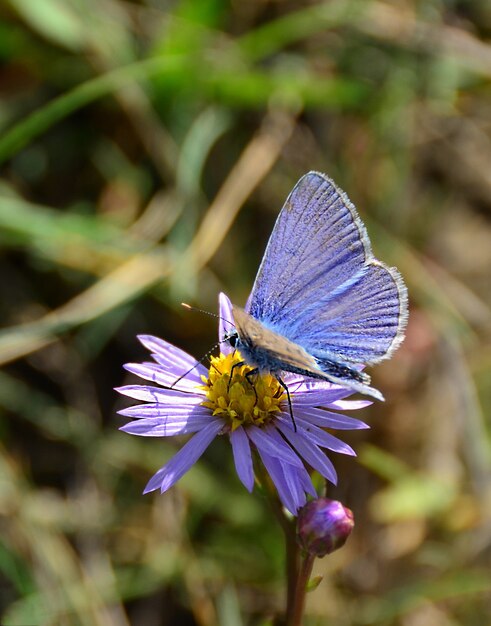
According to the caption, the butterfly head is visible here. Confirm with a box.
[224,329,239,350]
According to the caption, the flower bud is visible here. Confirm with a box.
[297,498,354,557]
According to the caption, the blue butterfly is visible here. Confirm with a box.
[229,171,408,402]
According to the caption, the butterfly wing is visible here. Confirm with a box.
[246,171,407,365]
[232,305,384,401]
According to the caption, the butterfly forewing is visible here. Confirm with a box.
[247,172,370,322]
[246,171,407,365]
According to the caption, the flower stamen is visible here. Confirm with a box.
[200,352,286,430]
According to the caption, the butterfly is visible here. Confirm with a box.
[228,171,408,403]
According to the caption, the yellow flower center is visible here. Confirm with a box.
[200,351,287,430]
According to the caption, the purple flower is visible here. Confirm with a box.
[297,498,355,557]
[116,294,371,515]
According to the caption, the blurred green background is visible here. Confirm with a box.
[1,0,491,624]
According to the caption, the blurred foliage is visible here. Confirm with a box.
[0,0,491,624]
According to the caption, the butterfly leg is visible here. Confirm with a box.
[244,368,259,405]
[227,360,245,392]
[209,361,223,376]
[227,362,259,404]
[276,376,297,432]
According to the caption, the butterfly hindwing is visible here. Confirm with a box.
[232,306,384,401]
[285,261,406,364]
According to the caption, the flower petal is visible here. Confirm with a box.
[120,413,211,436]
[297,465,318,498]
[230,427,254,492]
[246,425,303,468]
[291,388,353,406]
[257,452,298,514]
[143,419,224,493]
[288,417,356,456]
[328,399,372,411]
[256,450,308,514]
[118,404,210,419]
[138,335,207,378]
[116,385,203,404]
[219,293,235,354]
[277,424,338,485]
[124,362,200,392]
[290,407,369,430]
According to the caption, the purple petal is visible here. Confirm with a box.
[290,407,369,430]
[143,420,224,493]
[284,417,356,455]
[291,388,353,406]
[120,413,211,436]
[279,458,316,505]
[297,466,318,498]
[261,426,317,497]
[256,450,308,514]
[246,425,303,468]
[219,293,235,354]
[124,362,201,392]
[138,335,204,370]
[116,385,203,404]
[277,424,338,485]
[118,404,210,419]
[328,399,372,410]
[230,426,254,492]
[256,451,298,514]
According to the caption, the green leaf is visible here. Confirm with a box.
[307,575,324,592]
[8,0,86,51]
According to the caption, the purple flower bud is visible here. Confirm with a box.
[297,498,354,557]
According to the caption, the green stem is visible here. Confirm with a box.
[287,553,315,626]
[0,55,186,165]
[283,510,299,621]
[255,462,299,622]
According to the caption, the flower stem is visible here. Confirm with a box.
[255,462,299,621]
[287,552,315,626]
[284,513,300,620]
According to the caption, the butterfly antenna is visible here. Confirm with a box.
[171,340,221,388]
[181,303,235,328]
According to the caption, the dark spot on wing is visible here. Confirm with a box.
[315,357,369,384]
